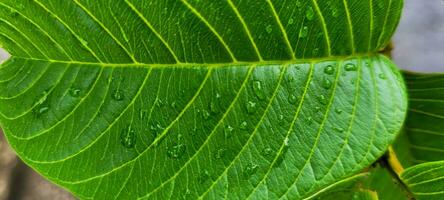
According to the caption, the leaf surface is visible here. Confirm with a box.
[402,72,444,164]
[401,161,444,200]
[0,0,406,199]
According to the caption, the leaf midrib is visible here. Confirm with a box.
[4,53,380,68]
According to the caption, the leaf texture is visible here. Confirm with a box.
[401,161,444,200]
[0,0,406,199]
[403,72,444,163]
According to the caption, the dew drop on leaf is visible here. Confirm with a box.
[288,94,299,104]
[37,106,50,115]
[243,163,259,178]
[319,95,327,105]
[331,7,339,18]
[334,127,345,133]
[69,88,81,97]
[335,108,343,114]
[252,81,265,100]
[322,78,332,89]
[278,114,285,124]
[263,147,273,156]
[170,101,177,109]
[306,6,314,21]
[345,63,357,71]
[240,121,248,130]
[224,125,234,138]
[246,101,257,114]
[266,25,273,33]
[324,65,335,75]
[214,148,226,159]
[299,26,308,38]
[33,90,50,116]
[120,126,136,148]
[288,18,294,25]
[167,143,186,159]
[307,117,313,124]
[112,89,124,101]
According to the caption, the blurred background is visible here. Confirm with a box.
[0,1,443,199]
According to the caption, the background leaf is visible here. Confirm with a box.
[0,0,406,199]
[401,72,444,164]
[401,160,444,200]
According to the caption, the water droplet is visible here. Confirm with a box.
[335,108,343,114]
[306,6,315,21]
[299,26,308,38]
[243,163,259,178]
[167,143,186,159]
[334,127,345,133]
[324,65,335,75]
[331,7,339,18]
[288,94,298,104]
[288,18,294,25]
[224,125,234,138]
[202,110,211,120]
[214,148,226,159]
[266,25,273,33]
[322,78,332,89]
[171,101,177,109]
[312,48,320,56]
[69,88,81,97]
[252,81,265,100]
[240,121,248,130]
[345,63,357,71]
[278,114,285,124]
[120,126,136,148]
[379,73,387,79]
[263,147,273,156]
[318,95,327,105]
[37,106,50,115]
[296,0,302,8]
[112,89,124,101]
[246,101,257,114]
[33,90,50,116]
[307,117,313,124]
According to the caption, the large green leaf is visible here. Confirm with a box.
[402,72,444,164]
[401,161,444,200]
[0,0,406,199]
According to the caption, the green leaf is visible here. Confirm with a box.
[401,161,444,200]
[0,0,406,199]
[361,165,409,200]
[402,72,444,163]
[306,172,370,200]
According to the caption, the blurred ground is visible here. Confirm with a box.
[393,0,444,72]
[0,1,443,199]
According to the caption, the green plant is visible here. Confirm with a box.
[0,0,442,199]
